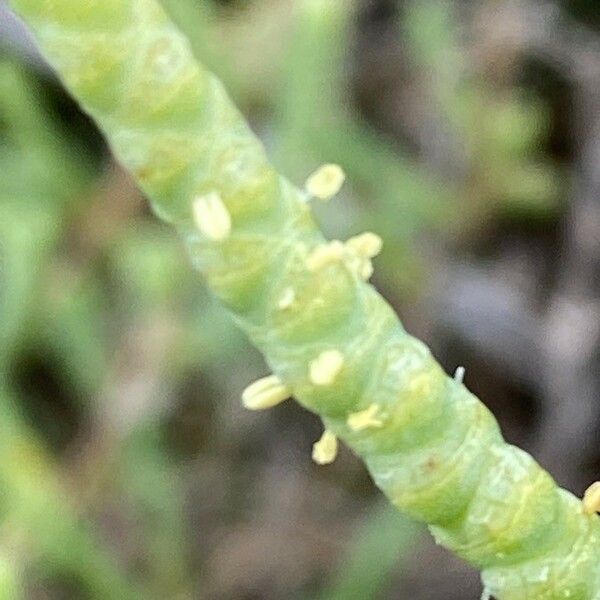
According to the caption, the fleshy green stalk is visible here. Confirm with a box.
[6,1,600,598]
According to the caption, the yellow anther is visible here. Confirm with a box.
[347,404,384,432]
[277,287,296,310]
[192,191,231,241]
[582,481,600,515]
[242,375,290,410]
[305,164,346,200]
[306,241,345,271]
[309,350,345,386]
[312,429,339,465]
[346,232,383,258]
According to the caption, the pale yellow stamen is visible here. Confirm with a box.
[242,375,290,410]
[346,232,383,258]
[306,241,345,271]
[347,404,384,431]
[192,191,231,241]
[305,164,346,200]
[309,350,345,386]
[582,481,600,515]
[312,430,339,465]
[277,287,296,310]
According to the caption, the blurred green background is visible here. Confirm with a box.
[1,0,599,598]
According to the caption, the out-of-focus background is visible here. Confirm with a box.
[0,0,598,598]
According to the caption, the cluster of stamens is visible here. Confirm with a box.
[194,168,386,466]
[305,231,383,283]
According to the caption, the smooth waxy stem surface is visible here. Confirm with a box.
[7,1,600,598]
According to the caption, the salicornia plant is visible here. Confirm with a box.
[6,1,600,598]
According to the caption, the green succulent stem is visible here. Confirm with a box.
[6,1,599,598]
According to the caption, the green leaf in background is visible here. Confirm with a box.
[316,503,421,600]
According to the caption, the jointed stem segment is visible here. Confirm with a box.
[7,1,600,598]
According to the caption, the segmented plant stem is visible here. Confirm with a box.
[7,1,600,597]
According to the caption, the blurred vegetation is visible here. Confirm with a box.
[0,0,571,598]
